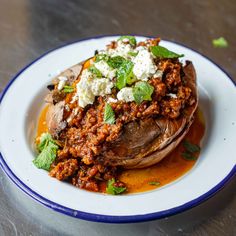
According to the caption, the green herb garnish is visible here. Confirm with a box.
[106,178,126,195]
[181,152,197,161]
[104,103,115,124]
[181,140,200,161]
[148,181,161,186]
[183,140,200,153]
[118,36,137,47]
[133,81,154,104]
[33,133,59,171]
[95,54,109,62]
[151,45,184,59]
[107,56,126,69]
[116,60,135,89]
[128,51,139,57]
[88,65,103,78]
[212,37,228,48]
[63,85,74,93]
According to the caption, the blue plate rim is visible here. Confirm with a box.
[0,34,235,223]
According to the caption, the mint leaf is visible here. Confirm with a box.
[63,85,74,93]
[95,54,109,62]
[118,36,137,47]
[133,81,154,104]
[151,45,184,59]
[37,133,56,152]
[212,37,228,48]
[104,103,115,124]
[106,178,126,195]
[116,60,134,89]
[107,56,126,69]
[128,51,138,57]
[181,152,197,161]
[33,134,59,171]
[88,65,103,78]
[183,140,200,153]
[148,181,160,186]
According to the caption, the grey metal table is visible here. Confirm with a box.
[0,0,235,235]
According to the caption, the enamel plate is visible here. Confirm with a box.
[0,36,235,223]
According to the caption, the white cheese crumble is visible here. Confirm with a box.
[57,76,67,90]
[107,97,118,103]
[108,40,133,59]
[76,69,114,108]
[132,49,157,81]
[94,60,116,79]
[91,78,114,96]
[153,70,163,79]
[166,93,177,98]
[117,87,134,102]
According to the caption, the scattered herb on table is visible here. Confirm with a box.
[212,37,228,48]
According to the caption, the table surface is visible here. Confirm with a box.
[0,0,235,235]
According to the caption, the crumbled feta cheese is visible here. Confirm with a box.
[57,76,67,90]
[91,78,114,96]
[132,49,157,81]
[153,70,163,79]
[166,93,177,98]
[94,60,116,79]
[76,70,95,108]
[76,69,114,108]
[107,97,118,103]
[108,40,133,59]
[117,87,134,102]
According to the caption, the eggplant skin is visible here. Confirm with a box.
[100,62,198,169]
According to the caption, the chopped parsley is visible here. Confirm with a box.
[104,103,115,124]
[33,133,59,171]
[133,81,154,104]
[106,178,126,195]
[151,45,184,59]
[212,37,228,48]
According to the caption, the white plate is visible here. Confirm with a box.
[0,36,235,223]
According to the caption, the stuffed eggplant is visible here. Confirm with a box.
[34,36,198,193]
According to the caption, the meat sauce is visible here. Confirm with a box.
[36,106,205,194]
